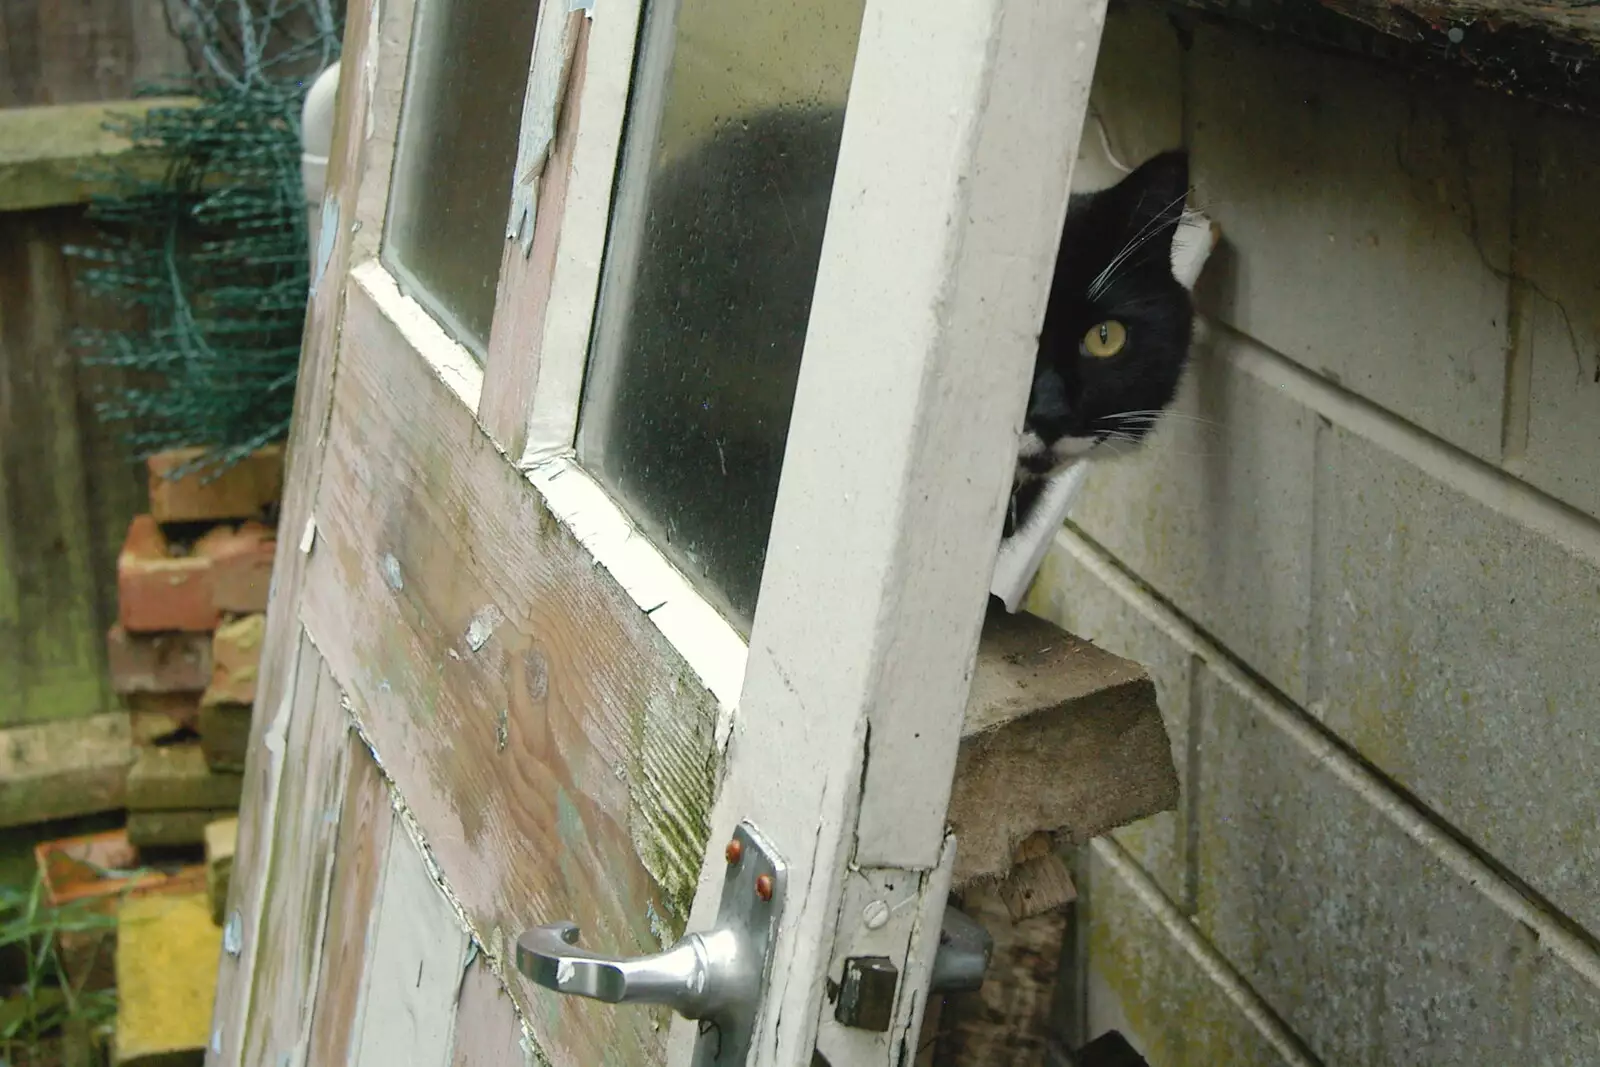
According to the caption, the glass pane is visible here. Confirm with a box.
[577,0,866,632]
[383,0,540,353]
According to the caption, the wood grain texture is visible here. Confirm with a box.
[951,607,1178,887]
[207,0,380,1055]
[936,881,1070,1067]
[0,0,192,107]
[0,98,195,210]
[305,737,395,1067]
[449,958,531,1067]
[299,277,720,1066]
[0,208,148,730]
[240,651,351,1067]
[349,820,470,1067]
[478,14,588,459]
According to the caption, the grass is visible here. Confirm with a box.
[0,875,118,1067]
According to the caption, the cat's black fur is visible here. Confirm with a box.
[594,108,1193,625]
[1007,150,1196,535]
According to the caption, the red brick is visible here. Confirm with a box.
[116,516,217,633]
[107,625,213,693]
[202,614,265,708]
[147,446,283,523]
[199,521,276,614]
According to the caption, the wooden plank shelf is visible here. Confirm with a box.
[1154,0,1600,119]
[952,604,1179,919]
[0,97,196,212]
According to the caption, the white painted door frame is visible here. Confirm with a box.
[690,0,1109,1060]
[503,0,1109,1059]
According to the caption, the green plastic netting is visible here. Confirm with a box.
[72,0,346,479]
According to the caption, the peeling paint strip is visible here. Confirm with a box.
[505,1,584,253]
[300,515,318,554]
[228,634,304,1066]
[1094,836,1321,1067]
[464,605,503,652]
[353,262,484,413]
[524,454,747,712]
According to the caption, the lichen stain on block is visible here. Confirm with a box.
[114,893,220,1067]
[127,809,236,848]
[203,614,266,707]
[126,743,244,811]
[198,703,251,771]
[0,713,134,828]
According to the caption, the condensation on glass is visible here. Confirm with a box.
[577,0,867,632]
[383,0,539,355]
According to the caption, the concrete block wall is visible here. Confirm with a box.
[1031,4,1600,1063]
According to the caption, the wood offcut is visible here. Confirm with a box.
[952,605,1178,919]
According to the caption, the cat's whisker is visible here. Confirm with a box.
[1086,189,1191,300]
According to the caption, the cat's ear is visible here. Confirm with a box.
[1114,150,1190,235]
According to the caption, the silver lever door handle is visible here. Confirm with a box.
[516,921,741,1019]
[516,822,788,1065]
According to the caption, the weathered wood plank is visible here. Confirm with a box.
[936,881,1070,1067]
[951,606,1178,888]
[478,14,588,459]
[0,0,192,107]
[1160,0,1600,120]
[207,0,381,1054]
[349,819,470,1067]
[449,958,531,1067]
[208,629,316,1063]
[0,209,131,730]
[299,273,720,1066]
[0,98,196,211]
[305,737,394,1067]
[240,651,350,1067]
[205,816,238,925]
[0,712,132,828]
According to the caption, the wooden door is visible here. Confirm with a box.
[204,0,1106,1062]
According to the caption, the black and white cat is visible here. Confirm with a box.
[1007,150,1198,538]
[594,106,1203,623]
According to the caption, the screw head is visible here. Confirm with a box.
[862,899,890,930]
[755,873,774,901]
[725,838,744,864]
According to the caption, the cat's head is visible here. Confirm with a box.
[1019,150,1195,479]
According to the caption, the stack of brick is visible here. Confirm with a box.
[107,446,281,849]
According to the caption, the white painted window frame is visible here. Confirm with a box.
[381,0,1108,1057]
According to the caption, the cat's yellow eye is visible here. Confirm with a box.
[1083,320,1127,358]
